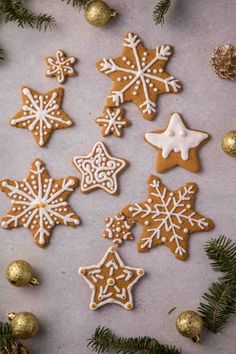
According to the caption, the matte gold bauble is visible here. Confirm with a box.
[8,312,39,339]
[221,130,236,156]
[211,44,236,80]
[176,310,203,342]
[6,260,39,287]
[85,0,117,27]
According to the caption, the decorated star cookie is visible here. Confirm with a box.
[10,86,73,147]
[79,246,144,310]
[95,106,131,137]
[122,175,214,261]
[0,159,80,248]
[102,211,135,246]
[145,113,209,173]
[45,50,77,84]
[96,32,182,121]
[72,141,127,195]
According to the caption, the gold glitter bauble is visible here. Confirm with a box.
[176,310,203,342]
[6,260,39,287]
[211,44,236,80]
[8,312,39,339]
[85,0,117,27]
[221,131,236,156]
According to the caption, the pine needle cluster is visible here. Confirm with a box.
[198,235,236,333]
[153,0,172,25]
[88,326,182,354]
[61,0,89,10]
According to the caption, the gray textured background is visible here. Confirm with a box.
[0,0,235,353]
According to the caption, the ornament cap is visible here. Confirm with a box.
[29,276,40,286]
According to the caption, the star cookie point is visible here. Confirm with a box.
[45,49,77,84]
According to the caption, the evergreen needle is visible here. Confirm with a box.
[153,0,172,25]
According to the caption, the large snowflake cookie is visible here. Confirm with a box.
[122,176,214,261]
[102,211,135,246]
[72,141,127,195]
[45,50,77,84]
[96,32,182,121]
[0,159,80,248]
[145,113,209,173]
[9,86,73,147]
[79,246,144,310]
[95,106,131,137]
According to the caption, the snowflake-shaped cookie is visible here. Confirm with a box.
[123,176,214,260]
[79,246,144,310]
[45,50,77,84]
[96,32,182,121]
[95,106,131,137]
[10,86,73,147]
[0,159,80,248]
[72,141,127,195]
[102,211,135,246]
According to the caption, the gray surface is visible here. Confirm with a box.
[0,0,235,353]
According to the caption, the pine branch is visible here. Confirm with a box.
[0,322,13,351]
[61,0,89,10]
[88,326,182,354]
[153,0,172,25]
[0,48,4,60]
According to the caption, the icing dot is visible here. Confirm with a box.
[117,77,122,82]
[187,204,191,209]
[179,131,187,137]
[183,228,188,233]
[153,88,158,92]
[147,198,152,203]
[116,227,121,232]
[141,62,145,67]
[127,61,131,65]
[169,192,174,196]
[161,237,167,242]
[129,207,133,212]
[133,91,137,96]
[143,52,148,56]
[159,68,163,73]
[153,69,157,73]
[145,79,150,83]
[144,220,149,225]
[122,56,127,61]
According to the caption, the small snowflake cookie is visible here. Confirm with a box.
[72,141,127,195]
[0,159,80,248]
[45,50,77,84]
[145,113,209,173]
[96,32,182,121]
[102,211,135,246]
[95,106,131,137]
[79,246,144,310]
[9,86,73,147]
[122,175,214,261]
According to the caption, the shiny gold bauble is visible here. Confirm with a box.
[221,130,236,156]
[6,260,39,287]
[8,312,39,339]
[176,310,203,342]
[211,44,236,80]
[85,0,117,27]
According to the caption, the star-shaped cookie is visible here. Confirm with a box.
[122,175,214,261]
[45,50,77,83]
[72,142,127,195]
[96,32,182,121]
[79,246,144,310]
[95,106,131,137]
[9,86,73,147]
[0,159,80,248]
[145,113,209,173]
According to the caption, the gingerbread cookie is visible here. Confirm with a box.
[79,246,144,310]
[9,86,73,147]
[72,141,127,195]
[0,159,80,248]
[96,32,182,121]
[95,106,131,137]
[102,211,135,246]
[45,50,77,83]
[122,175,214,261]
[145,113,209,173]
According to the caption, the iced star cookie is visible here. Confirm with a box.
[122,175,214,261]
[95,106,131,137]
[79,246,144,310]
[45,50,77,84]
[0,159,80,248]
[102,211,135,246]
[72,141,127,195]
[9,86,73,147]
[96,32,182,121]
[145,113,209,173]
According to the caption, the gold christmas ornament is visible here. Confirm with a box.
[211,44,236,80]
[176,310,203,342]
[6,260,39,287]
[85,0,117,27]
[8,312,39,339]
[221,130,236,156]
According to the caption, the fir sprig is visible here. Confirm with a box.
[88,326,182,354]
[0,49,4,60]
[0,322,13,351]
[153,0,172,25]
[61,0,89,10]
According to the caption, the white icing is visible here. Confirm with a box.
[46,50,77,83]
[145,113,209,161]
[96,108,128,137]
